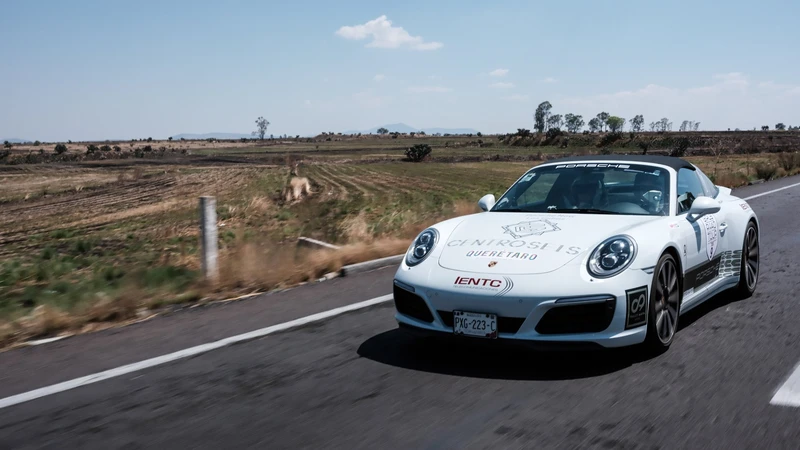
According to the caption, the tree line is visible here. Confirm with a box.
[533,101,704,135]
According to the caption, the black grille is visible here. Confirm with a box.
[393,285,434,323]
[535,299,616,334]
[437,311,526,334]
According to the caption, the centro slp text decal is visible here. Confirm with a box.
[502,219,560,239]
[625,285,648,329]
[466,250,538,261]
[453,276,514,296]
[447,238,581,255]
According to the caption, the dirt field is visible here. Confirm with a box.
[1,136,798,346]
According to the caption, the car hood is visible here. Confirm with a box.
[438,212,659,275]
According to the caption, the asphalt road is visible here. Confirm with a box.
[1,176,800,449]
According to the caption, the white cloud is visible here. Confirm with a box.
[558,73,799,130]
[304,99,312,106]
[489,82,515,89]
[541,77,558,83]
[373,74,385,82]
[408,86,452,93]
[501,94,529,102]
[489,68,509,77]
[335,15,443,51]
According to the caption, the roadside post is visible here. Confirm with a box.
[199,196,219,282]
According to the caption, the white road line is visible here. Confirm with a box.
[770,363,800,407]
[0,294,393,410]
[742,181,800,201]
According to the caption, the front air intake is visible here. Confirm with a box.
[393,284,434,323]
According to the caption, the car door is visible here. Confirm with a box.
[675,168,727,303]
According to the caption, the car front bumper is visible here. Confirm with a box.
[392,262,655,349]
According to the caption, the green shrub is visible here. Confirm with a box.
[669,137,691,157]
[100,145,112,152]
[86,144,99,154]
[754,164,777,181]
[777,152,800,172]
[405,144,432,162]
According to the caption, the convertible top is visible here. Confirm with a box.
[544,155,696,171]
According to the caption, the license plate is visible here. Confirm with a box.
[453,311,498,339]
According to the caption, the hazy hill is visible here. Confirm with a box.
[344,123,480,135]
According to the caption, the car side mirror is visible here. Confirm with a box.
[687,196,720,221]
[478,194,496,212]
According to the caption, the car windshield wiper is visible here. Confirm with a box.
[492,208,528,212]
[547,208,621,215]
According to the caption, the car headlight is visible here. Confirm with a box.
[406,228,439,267]
[587,235,637,278]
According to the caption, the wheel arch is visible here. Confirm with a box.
[661,245,684,293]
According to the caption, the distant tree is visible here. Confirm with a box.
[54,143,68,154]
[693,122,700,131]
[516,128,531,137]
[86,144,99,154]
[3,141,11,149]
[564,113,585,133]
[168,136,173,141]
[588,118,602,133]
[547,114,563,130]
[762,125,769,131]
[630,115,644,133]
[33,140,41,146]
[679,120,690,132]
[147,137,152,142]
[649,122,657,132]
[606,116,625,133]
[534,101,552,133]
[656,117,670,132]
[775,123,786,130]
[253,116,270,140]
[476,132,482,137]
[596,112,610,132]
[377,127,389,135]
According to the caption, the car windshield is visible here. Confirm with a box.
[491,163,670,216]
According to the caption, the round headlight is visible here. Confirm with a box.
[587,235,637,278]
[406,228,439,267]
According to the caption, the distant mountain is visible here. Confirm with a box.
[1,138,31,143]
[169,132,255,140]
[344,123,480,135]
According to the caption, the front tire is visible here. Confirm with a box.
[643,253,681,352]
[734,222,759,299]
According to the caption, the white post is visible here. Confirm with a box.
[199,196,218,282]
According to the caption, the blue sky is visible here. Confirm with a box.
[1,0,798,141]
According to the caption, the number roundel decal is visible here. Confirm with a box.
[625,286,648,329]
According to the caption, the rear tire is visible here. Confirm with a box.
[733,222,759,299]
[642,253,681,353]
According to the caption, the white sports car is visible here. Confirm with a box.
[393,155,759,352]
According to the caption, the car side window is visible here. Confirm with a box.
[695,168,719,198]
[676,168,706,214]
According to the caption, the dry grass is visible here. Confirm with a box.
[214,238,409,297]
[714,171,750,188]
